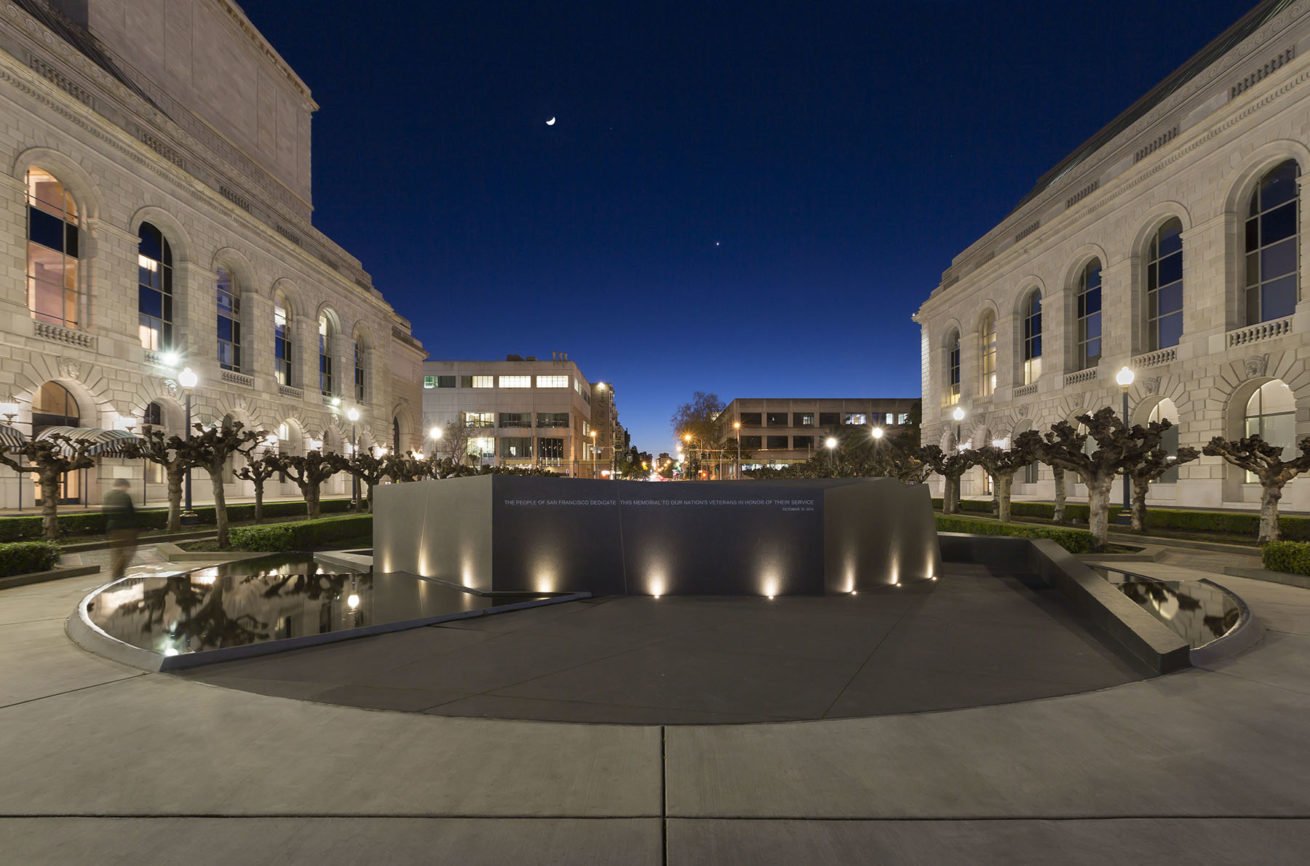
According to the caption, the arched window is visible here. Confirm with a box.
[1075,261,1102,370]
[392,416,401,453]
[945,330,961,405]
[318,313,334,395]
[216,267,241,371]
[1146,219,1183,350]
[1244,160,1300,324]
[1245,380,1296,450]
[979,312,996,397]
[1022,290,1042,385]
[143,401,163,430]
[25,168,80,329]
[137,222,173,351]
[1147,399,1181,483]
[31,381,80,433]
[354,341,366,402]
[31,381,81,503]
[274,292,293,386]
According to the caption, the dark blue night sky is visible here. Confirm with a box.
[240,0,1251,454]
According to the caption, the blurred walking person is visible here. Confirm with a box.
[104,478,139,579]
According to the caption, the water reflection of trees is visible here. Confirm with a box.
[102,570,363,654]
[1116,579,1239,644]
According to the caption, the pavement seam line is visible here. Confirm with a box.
[0,672,146,712]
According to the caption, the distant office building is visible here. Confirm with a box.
[421,353,617,477]
[718,398,921,469]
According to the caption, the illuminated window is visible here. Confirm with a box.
[1245,160,1300,324]
[979,311,996,396]
[1148,399,1181,483]
[536,375,568,388]
[1146,218,1184,350]
[945,330,961,404]
[794,413,815,427]
[501,437,533,459]
[1244,380,1296,482]
[25,168,80,329]
[217,267,241,371]
[1022,290,1042,385]
[318,313,334,394]
[354,341,366,402]
[423,376,437,389]
[499,375,532,388]
[471,375,494,388]
[468,436,495,460]
[539,438,565,464]
[274,293,293,385]
[1075,261,1103,370]
[844,414,867,425]
[464,411,495,428]
[137,222,172,351]
[897,413,910,425]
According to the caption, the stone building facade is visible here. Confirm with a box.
[0,0,425,509]
[914,0,1310,511]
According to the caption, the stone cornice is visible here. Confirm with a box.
[937,0,1309,289]
[920,48,1310,317]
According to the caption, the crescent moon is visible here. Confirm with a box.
[546,117,556,126]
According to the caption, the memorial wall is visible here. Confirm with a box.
[373,477,940,596]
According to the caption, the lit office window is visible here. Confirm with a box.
[536,375,569,388]
[499,375,532,388]
[25,167,80,328]
[137,222,172,351]
[471,375,494,388]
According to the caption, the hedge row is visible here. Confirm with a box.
[935,515,1097,554]
[1262,541,1310,575]
[936,498,1310,540]
[0,498,354,542]
[0,541,60,577]
[229,514,373,552]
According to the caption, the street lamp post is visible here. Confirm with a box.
[346,407,361,510]
[177,367,198,521]
[824,436,839,474]
[951,405,966,450]
[732,420,742,479]
[589,430,598,478]
[1116,366,1136,522]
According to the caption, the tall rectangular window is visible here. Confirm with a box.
[1076,262,1102,370]
[979,313,996,396]
[354,344,366,402]
[274,301,292,385]
[217,268,241,372]
[1146,219,1184,350]
[26,168,80,329]
[137,223,172,351]
[1244,160,1300,324]
[1022,291,1043,385]
[946,331,961,405]
[539,437,565,465]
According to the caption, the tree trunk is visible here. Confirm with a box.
[1259,482,1283,544]
[943,475,959,514]
[1053,468,1066,524]
[253,478,264,524]
[307,484,321,520]
[166,465,183,531]
[1131,478,1149,532]
[996,473,1013,523]
[365,481,375,513]
[210,466,229,548]
[1087,477,1113,551]
[40,470,60,540]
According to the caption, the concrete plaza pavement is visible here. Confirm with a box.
[1,548,1309,863]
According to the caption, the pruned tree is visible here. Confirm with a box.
[184,419,264,547]
[892,440,936,485]
[1127,426,1199,532]
[344,450,390,510]
[1036,408,1163,550]
[235,451,282,524]
[921,447,977,514]
[125,428,191,532]
[384,450,430,483]
[1203,434,1310,543]
[972,432,1041,523]
[0,433,102,539]
[280,450,346,519]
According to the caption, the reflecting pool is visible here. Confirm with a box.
[84,555,547,659]
[1096,568,1243,649]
